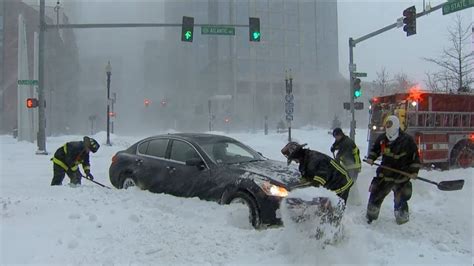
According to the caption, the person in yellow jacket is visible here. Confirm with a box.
[50,136,100,186]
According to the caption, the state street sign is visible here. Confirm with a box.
[443,0,474,15]
[201,26,235,36]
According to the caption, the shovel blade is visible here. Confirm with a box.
[437,180,464,191]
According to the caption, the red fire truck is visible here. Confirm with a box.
[367,88,474,169]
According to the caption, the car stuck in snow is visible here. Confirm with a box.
[109,133,304,228]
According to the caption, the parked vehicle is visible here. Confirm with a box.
[109,133,302,228]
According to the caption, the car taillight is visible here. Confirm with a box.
[111,154,118,164]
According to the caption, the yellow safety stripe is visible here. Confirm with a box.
[71,165,79,171]
[330,160,349,176]
[352,147,361,168]
[63,144,67,154]
[52,157,69,171]
[83,165,90,171]
[313,176,326,185]
[330,160,353,194]
[409,163,421,169]
[334,178,353,194]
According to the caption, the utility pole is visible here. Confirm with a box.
[37,0,47,154]
[348,2,444,141]
[106,61,111,146]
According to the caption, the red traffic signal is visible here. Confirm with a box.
[108,112,116,117]
[144,99,151,107]
[26,98,38,108]
[224,117,230,123]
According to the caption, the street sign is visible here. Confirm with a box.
[443,0,474,15]
[343,102,364,110]
[286,114,293,121]
[18,80,38,86]
[354,102,364,110]
[353,72,367,77]
[201,26,235,36]
[343,102,350,110]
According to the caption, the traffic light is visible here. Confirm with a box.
[26,98,38,108]
[160,99,167,107]
[144,99,151,107]
[353,78,362,99]
[249,17,260,42]
[403,6,416,37]
[181,16,194,42]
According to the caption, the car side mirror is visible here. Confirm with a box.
[185,158,205,170]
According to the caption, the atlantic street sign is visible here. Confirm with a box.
[201,26,235,36]
[442,0,474,15]
[17,80,38,86]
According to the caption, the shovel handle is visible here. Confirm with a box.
[363,159,415,179]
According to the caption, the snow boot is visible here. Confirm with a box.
[394,209,409,225]
[366,203,380,224]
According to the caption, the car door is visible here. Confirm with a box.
[164,139,214,199]
[133,138,171,192]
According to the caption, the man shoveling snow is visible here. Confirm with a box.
[280,142,353,241]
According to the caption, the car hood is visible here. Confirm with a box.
[229,159,302,188]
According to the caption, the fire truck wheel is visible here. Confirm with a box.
[450,141,474,169]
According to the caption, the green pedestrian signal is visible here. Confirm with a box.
[353,78,362,99]
[181,16,194,42]
[249,17,260,42]
[185,31,192,40]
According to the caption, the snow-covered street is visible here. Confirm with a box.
[1,129,473,265]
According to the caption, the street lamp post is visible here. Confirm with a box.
[106,61,112,146]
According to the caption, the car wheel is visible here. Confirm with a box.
[122,177,136,189]
[229,191,261,229]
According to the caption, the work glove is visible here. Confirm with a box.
[86,173,94,181]
[408,172,418,179]
[85,170,94,181]
[365,159,374,165]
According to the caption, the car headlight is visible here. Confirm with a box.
[255,179,288,197]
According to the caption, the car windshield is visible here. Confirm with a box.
[196,138,264,164]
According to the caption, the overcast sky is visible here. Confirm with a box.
[29,0,473,86]
[337,0,473,84]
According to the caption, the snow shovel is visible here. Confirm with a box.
[82,175,112,189]
[363,159,464,191]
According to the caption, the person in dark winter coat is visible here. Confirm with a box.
[331,128,362,205]
[365,115,421,224]
[281,142,353,202]
[331,128,361,179]
[50,136,100,186]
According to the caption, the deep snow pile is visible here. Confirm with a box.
[1,129,473,265]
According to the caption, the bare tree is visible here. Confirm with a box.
[423,15,473,93]
[424,72,441,92]
[375,67,390,95]
[393,72,414,93]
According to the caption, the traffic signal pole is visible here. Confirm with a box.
[36,15,255,154]
[37,0,47,154]
[347,2,444,141]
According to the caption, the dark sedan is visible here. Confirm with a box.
[109,133,302,228]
